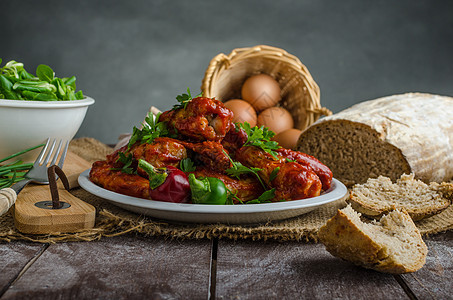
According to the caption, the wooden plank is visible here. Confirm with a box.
[0,242,46,296]
[14,184,96,234]
[400,231,453,299]
[2,235,212,299]
[62,151,92,189]
[13,151,95,235]
[215,240,408,299]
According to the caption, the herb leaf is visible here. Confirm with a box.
[226,161,261,179]
[269,167,280,182]
[257,188,276,202]
[13,80,57,93]
[223,150,266,189]
[113,152,134,174]
[246,188,276,204]
[36,64,54,82]
[0,75,19,99]
[127,112,169,149]
[238,122,280,159]
[172,87,202,110]
[0,59,83,101]
[180,158,196,172]
[225,189,243,205]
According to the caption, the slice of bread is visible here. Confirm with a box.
[349,174,453,221]
[318,205,427,274]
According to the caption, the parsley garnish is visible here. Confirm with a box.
[128,112,169,149]
[179,158,196,172]
[226,188,276,205]
[238,122,280,159]
[269,167,280,182]
[246,188,276,204]
[226,189,243,205]
[223,150,266,189]
[113,152,134,174]
[172,87,202,110]
[285,158,296,163]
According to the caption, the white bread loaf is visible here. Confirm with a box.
[318,204,427,274]
[349,174,453,221]
[297,93,453,186]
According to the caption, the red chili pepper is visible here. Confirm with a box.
[138,160,190,203]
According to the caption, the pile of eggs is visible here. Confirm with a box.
[223,74,302,149]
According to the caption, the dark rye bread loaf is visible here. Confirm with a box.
[297,93,453,187]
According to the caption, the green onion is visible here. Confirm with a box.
[0,143,44,164]
[0,143,45,188]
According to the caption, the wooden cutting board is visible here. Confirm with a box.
[14,151,96,234]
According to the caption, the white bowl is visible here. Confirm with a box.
[0,96,95,161]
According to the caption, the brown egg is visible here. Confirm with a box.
[241,74,281,111]
[273,128,302,149]
[257,106,294,135]
[223,99,257,127]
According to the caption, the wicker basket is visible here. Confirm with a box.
[201,45,332,131]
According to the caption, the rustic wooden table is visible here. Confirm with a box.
[0,230,451,299]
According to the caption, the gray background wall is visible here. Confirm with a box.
[1,0,452,144]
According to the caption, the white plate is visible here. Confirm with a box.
[78,169,348,224]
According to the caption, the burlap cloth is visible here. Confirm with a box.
[1,137,452,243]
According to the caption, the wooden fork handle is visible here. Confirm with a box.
[0,188,17,216]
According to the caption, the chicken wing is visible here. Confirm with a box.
[90,160,151,199]
[131,137,187,171]
[159,97,234,142]
[180,140,232,173]
[235,146,322,200]
[276,148,333,190]
[221,123,248,155]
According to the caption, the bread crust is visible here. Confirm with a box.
[318,205,427,274]
[297,93,453,186]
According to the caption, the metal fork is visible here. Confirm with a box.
[0,138,69,215]
[10,138,69,194]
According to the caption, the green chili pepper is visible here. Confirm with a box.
[138,159,167,189]
[188,173,227,205]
